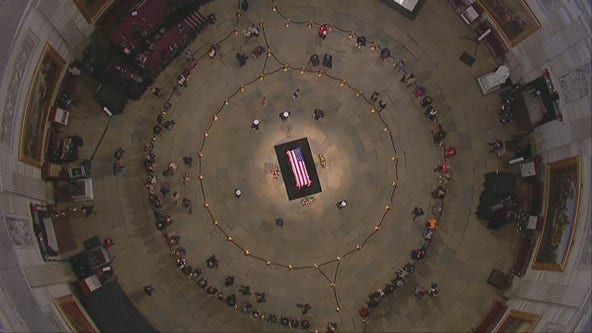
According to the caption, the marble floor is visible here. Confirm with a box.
[59,0,521,331]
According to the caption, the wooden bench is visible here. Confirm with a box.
[472,300,507,333]
[510,234,535,277]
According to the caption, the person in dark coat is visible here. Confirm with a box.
[313,108,325,120]
[322,54,333,68]
[236,53,248,67]
[226,294,237,307]
[356,35,367,48]
[309,54,320,67]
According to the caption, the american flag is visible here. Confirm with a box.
[287,147,312,189]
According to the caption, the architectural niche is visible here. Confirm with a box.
[558,62,591,103]
[5,216,35,247]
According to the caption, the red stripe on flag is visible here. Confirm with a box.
[287,150,303,188]
[287,149,311,188]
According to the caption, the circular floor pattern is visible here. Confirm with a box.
[199,61,399,266]
[147,1,445,330]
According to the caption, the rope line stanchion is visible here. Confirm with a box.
[332,261,342,311]
[316,268,334,284]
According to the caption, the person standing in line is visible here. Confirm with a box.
[181,198,192,214]
[393,59,405,73]
[160,185,170,197]
[279,111,291,121]
[296,303,311,314]
[112,160,125,175]
[403,262,416,274]
[401,73,415,86]
[183,156,193,167]
[114,147,125,160]
[370,91,379,102]
[251,119,260,131]
[182,172,190,186]
[411,247,427,260]
[247,24,259,37]
[225,276,235,287]
[240,0,248,11]
[171,191,181,205]
[433,129,447,146]
[206,255,219,268]
[239,285,251,295]
[427,218,438,230]
[428,282,440,296]
[225,294,237,307]
[446,146,457,158]
[327,322,337,333]
[313,108,325,120]
[420,95,432,107]
[151,87,162,97]
[414,286,426,299]
[144,285,155,295]
[356,35,367,48]
[487,140,504,153]
[411,207,424,220]
[434,161,450,174]
[81,205,94,217]
[318,24,328,39]
[322,54,333,68]
[104,237,115,248]
[236,53,248,67]
[255,291,266,303]
[308,54,320,67]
